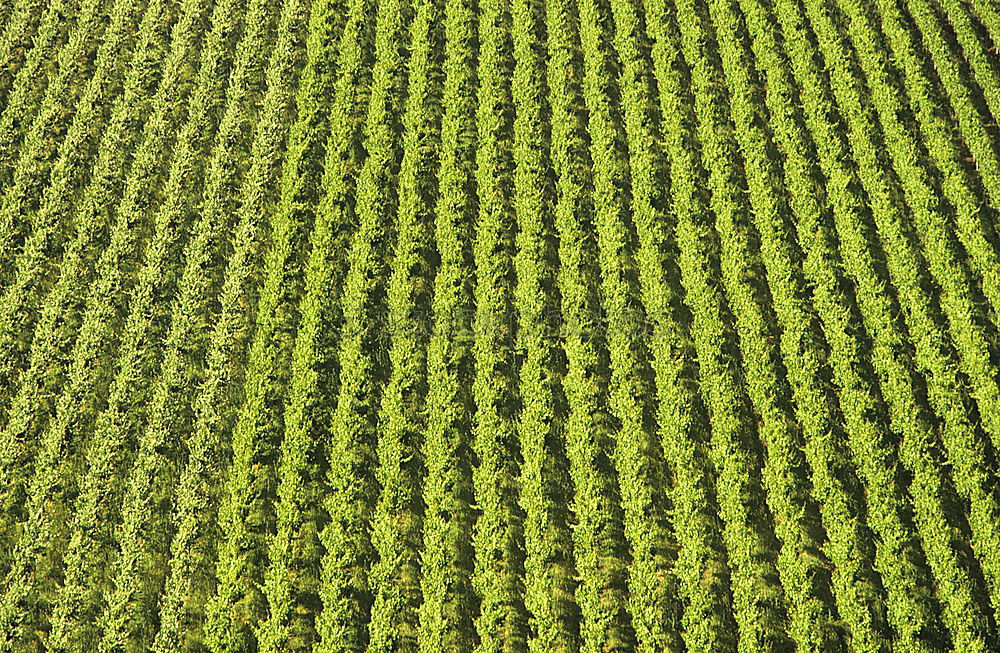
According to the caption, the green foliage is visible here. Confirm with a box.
[94,0,255,647]
[0,0,76,271]
[0,0,50,100]
[1,0,999,650]
[0,0,160,628]
[471,0,530,649]
[778,0,1000,646]
[742,0,992,648]
[0,0,145,542]
[258,0,375,648]
[366,0,442,648]
[205,1,348,650]
[0,0,211,648]
[151,0,309,649]
[541,0,638,650]
[509,0,581,648]
[652,0,795,650]
[413,0,478,647]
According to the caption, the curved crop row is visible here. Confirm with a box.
[575,0,692,648]
[471,0,531,649]
[680,0,864,648]
[0,0,76,262]
[743,0,995,648]
[0,0,995,650]
[308,0,411,639]
[0,0,117,279]
[0,0,74,200]
[0,0,47,98]
[814,0,1000,613]
[509,0,581,647]
[632,2,737,651]
[933,0,1000,137]
[0,0,207,647]
[255,0,376,649]
[649,1,805,651]
[712,0,949,647]
[0,0,169,434]
[40,0,222,647]
[543,0,637,649]
[0,0,150,461]
[366,0,443,648]
[904,0,1000,240]
[832,0,1000,465]
[204,1,349,650]
[0,0,170,398]
[149,0,308,648]
[706,0,959,648]
[412,0,478,647]
[656,12,790,644]
[92,0,275,647]
[968,0,1000,65]
[299,0,410,647]
[0,0,142,422]
[617,0,816,648]
[254,1,374,651]
[779,0,1000,644]
[0,0,169,585]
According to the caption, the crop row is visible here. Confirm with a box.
[2,0,1000,649]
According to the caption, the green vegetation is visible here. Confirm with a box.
[1,0,999,649]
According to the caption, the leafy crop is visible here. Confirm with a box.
[1,0,999,650]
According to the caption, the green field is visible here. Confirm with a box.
[1,0,999,650]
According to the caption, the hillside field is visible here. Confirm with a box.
[1,0,1000,650]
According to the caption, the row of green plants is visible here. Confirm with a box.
[94,0,272,647]
[738,0,987,649]
[206,0,350,649]
[151,0,310,647]
[0,0,78,270]
[365,0,441,645]
[509,0,582,645]
[1,0,999,649]
[415,0,478,643]
[0,0,52,99]
[777,0,1000,645]
[0,0,120,289]
[0,0,209,648]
